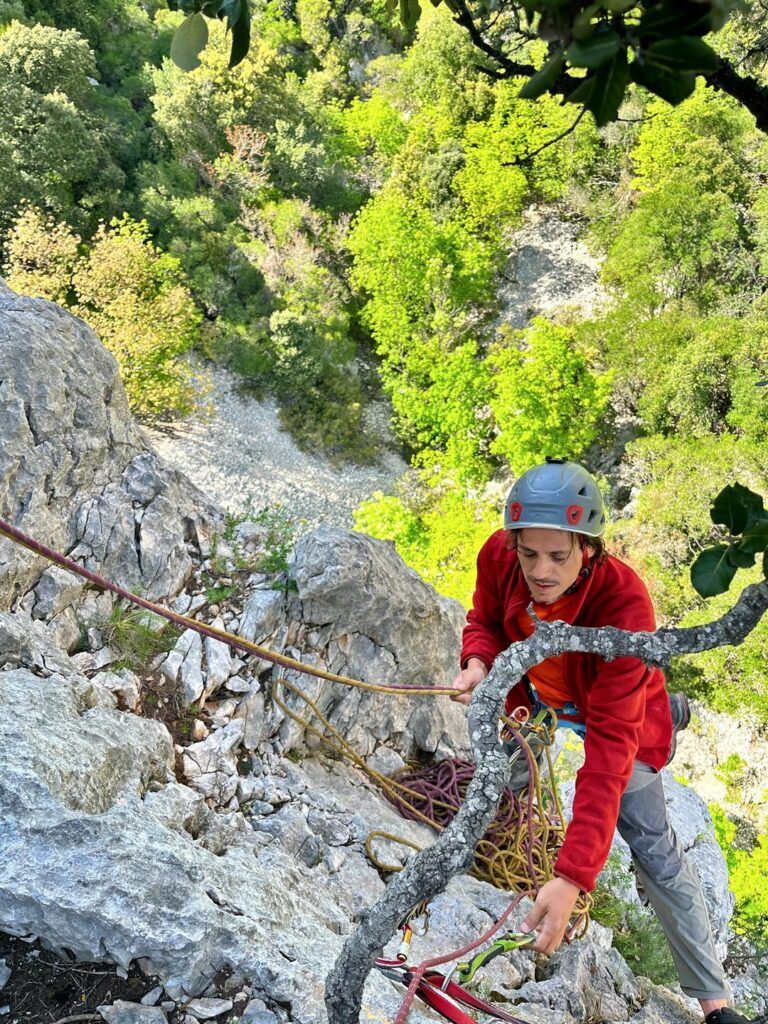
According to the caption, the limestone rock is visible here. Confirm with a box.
[0,610,74,677]
[143,782,208,838]
[0,284,216,611]
[183,997,233,1019]
[241,998,279,1024]
[162,630,205,705]
[0,961,9,990]
[287,528,470,760]
[92,668,142,710]
[140,987,164,1006]
[203,618,232,696]
[182,720,245,803]
[0,669,172,815]
[98,1003,168,1024]
[515,923,644,1020]
[240,590,285,644]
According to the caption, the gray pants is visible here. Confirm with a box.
[618,761,730,1000]
[508,748,730,1000]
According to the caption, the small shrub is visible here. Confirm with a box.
[590,871,678,987]
[711,802,768,944]
[102,602,179,674]
[250,504,296,575]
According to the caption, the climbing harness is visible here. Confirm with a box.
[0,516,591,1023]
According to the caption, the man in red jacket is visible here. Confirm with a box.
[451,459,755,1024]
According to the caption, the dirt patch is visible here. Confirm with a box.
[0,933,159,1023]
[0,935,247,1024]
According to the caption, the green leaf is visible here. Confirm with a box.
[763,549,768,578]
[572,3,601,42]
[645,36,720,75]
[519,50,565,99]
[710,483,766,535]
[639,1,715,39]
[691,545,739,598]
[565,73,597,105]
[741,520,768,554]
[725,542,756,570]
[566,30,621,68]
[222,0,241,29]
[630,60,695,105]
[170,12,209,71]
[228,4,250,67]
[585,48,629,126]
[399,0,422,31]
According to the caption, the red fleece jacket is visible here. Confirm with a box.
[460,529,672,893]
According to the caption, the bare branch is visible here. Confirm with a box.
[325,578,768,1024]
[502,108,587,166]
[449,0,537,79]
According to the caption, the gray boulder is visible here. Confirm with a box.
[286,528,470,760]
[0,282,216,611]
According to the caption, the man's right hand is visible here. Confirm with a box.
[450,658,488,704]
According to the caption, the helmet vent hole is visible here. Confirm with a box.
[588,510,597,522]
[578,486,589,496]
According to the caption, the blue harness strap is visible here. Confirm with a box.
[524,676,586,737]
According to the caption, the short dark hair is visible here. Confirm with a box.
[505,529,608,566]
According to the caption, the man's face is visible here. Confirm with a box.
[516,528,583,604]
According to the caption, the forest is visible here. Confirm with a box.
[1,0,767,973]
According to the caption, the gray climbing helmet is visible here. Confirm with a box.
[503,458,606,537]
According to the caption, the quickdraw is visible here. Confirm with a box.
[452,931,537,986]
[374,959,531,1024]
[374,894,542,1024]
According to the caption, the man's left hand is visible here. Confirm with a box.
[520,876,581,955]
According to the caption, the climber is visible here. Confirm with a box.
[450,458,759,1024]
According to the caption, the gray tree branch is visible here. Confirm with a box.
[324,578,768,1024]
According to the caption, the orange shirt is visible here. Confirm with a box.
[512,593,578,709]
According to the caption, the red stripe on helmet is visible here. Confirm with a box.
[508,502,522,522]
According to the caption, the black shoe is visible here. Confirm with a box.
[665,691,691,765]
[706,1009,768,1024]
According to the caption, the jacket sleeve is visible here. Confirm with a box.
[460,534,509,670]
[553,576,658,893]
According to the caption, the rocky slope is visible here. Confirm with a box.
[0,280,763,1023]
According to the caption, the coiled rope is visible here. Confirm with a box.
[0,515,591,933]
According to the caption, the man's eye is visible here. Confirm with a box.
[552,554,567,563]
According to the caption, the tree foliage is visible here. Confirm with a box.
[488,319,612,476]
[4,208,205,419]
[0,21,128,236]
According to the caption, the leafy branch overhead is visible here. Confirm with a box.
[168,0,250,70]
[692,483,768,598]
[424,0,731,126]
[166,0,768,131]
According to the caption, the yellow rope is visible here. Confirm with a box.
[273,676,592,934]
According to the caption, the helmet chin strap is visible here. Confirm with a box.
[560,541,592,597]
